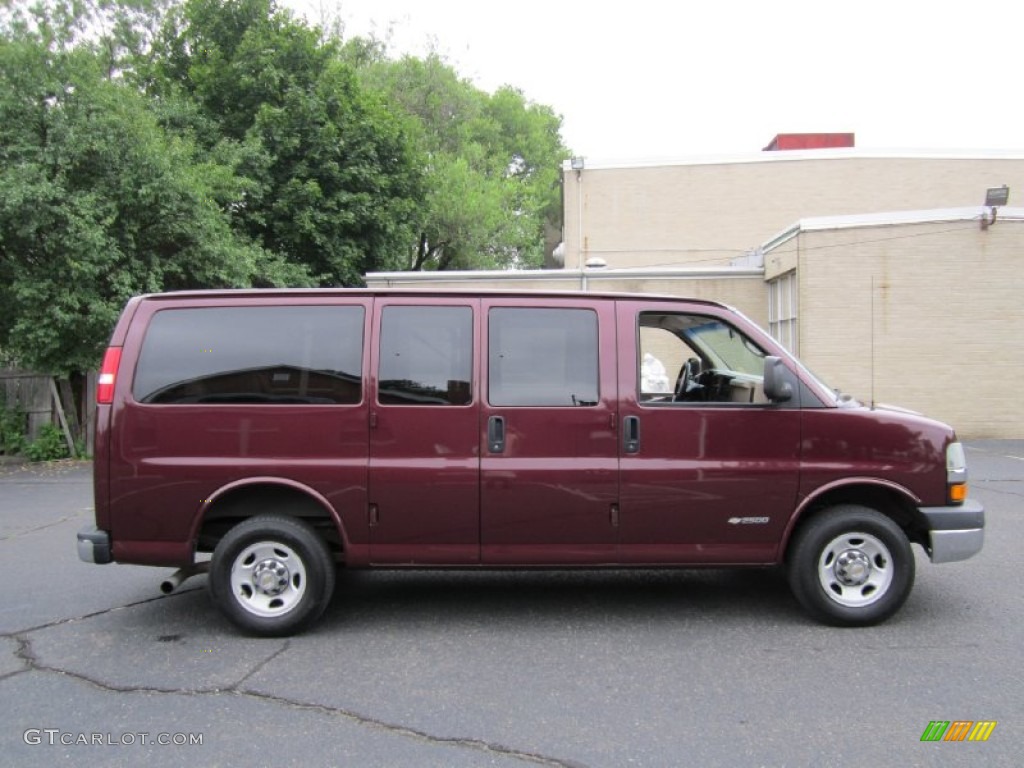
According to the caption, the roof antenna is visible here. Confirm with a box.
[870,274,876,409]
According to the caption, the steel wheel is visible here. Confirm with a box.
[229,540,308,618]
[788,504,914,626]
[210,515,335,636]
[816,531,893,608]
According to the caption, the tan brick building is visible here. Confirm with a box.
[559,149,1024,271]
[761,208,1023,437]
[368,146,1024,437]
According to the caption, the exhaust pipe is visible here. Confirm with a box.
[160,562,210,594]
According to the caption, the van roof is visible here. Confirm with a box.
[135,287,730,309]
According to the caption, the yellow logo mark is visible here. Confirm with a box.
[967,721,997,742]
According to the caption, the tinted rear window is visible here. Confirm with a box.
[378,306,473,406]
[133,306,364,405]
[488,307,599,406]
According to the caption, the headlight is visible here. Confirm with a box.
[946,442,968,503]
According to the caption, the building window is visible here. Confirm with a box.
[769,272,798,354]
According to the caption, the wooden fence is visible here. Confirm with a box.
[0,370,95,457]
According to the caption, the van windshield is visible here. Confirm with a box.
[685,320,766,377]
[724,307,842,405]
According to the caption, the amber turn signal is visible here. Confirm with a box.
[949,483,968,503]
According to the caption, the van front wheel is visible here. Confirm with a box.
[787,505,914,626]
[210,515,335,636]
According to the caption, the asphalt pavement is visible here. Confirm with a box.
[2,442,1022,767]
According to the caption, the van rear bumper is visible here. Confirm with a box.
[919,499,985,564]
[77,526,112,565]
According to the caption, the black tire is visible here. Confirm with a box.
[209,515,335,637]
[787,505,914,627]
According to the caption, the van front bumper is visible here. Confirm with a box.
[77,525,112,564]
[919,499,985,564]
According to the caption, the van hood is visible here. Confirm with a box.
[873,402,923,417]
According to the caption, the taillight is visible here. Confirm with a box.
[97,347,122,404]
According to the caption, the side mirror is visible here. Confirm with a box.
[763,356,793,403]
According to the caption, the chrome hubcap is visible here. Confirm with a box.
[253,559,290,596]
[817,532,893,608]
[230,541,307,618]
[834,549,872,586]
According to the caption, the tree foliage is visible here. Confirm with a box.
[145,0,424,283]
[0,0,570,374]
[0,0,304,373]
[346,45,568,270]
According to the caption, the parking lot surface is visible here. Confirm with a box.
[3,441,1022,766]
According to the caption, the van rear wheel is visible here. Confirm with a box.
[787,505,914,626]
[210,515,335,636]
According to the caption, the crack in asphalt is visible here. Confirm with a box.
[0,635,33,682]
[975,479,1024,499]
[0,512,84,541]
[0,588,201,637]
[0,590,203,680]
[233,638,292,688]
[2,593,587,768]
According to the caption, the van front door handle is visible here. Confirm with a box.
[488,415,506,453]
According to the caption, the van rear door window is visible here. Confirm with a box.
[132,306,364,405]
[378,306,473,406]
[488,307,599,406]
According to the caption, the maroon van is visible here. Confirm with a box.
[77,289,984,635]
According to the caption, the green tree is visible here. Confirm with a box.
[1,0,572,381]
[0,0,304,374]
[345,44,569,271]
[148,0,423,284]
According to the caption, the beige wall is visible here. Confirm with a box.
[563,153,1024,269]
[787,219,1023,438]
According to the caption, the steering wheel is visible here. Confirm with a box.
[674,358,701,401]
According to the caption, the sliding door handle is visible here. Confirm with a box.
[623,415,640,454]
[487,415,506,453]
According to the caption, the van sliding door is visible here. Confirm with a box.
[480,299,619,564]
[367,299,481,564]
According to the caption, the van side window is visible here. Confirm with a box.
[488,308,599,406]
[132,306,364,405]
[378,306,473,406]
[638,312,768,405]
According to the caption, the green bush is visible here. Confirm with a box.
[0,406,27,456]
[25,423,70,462]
